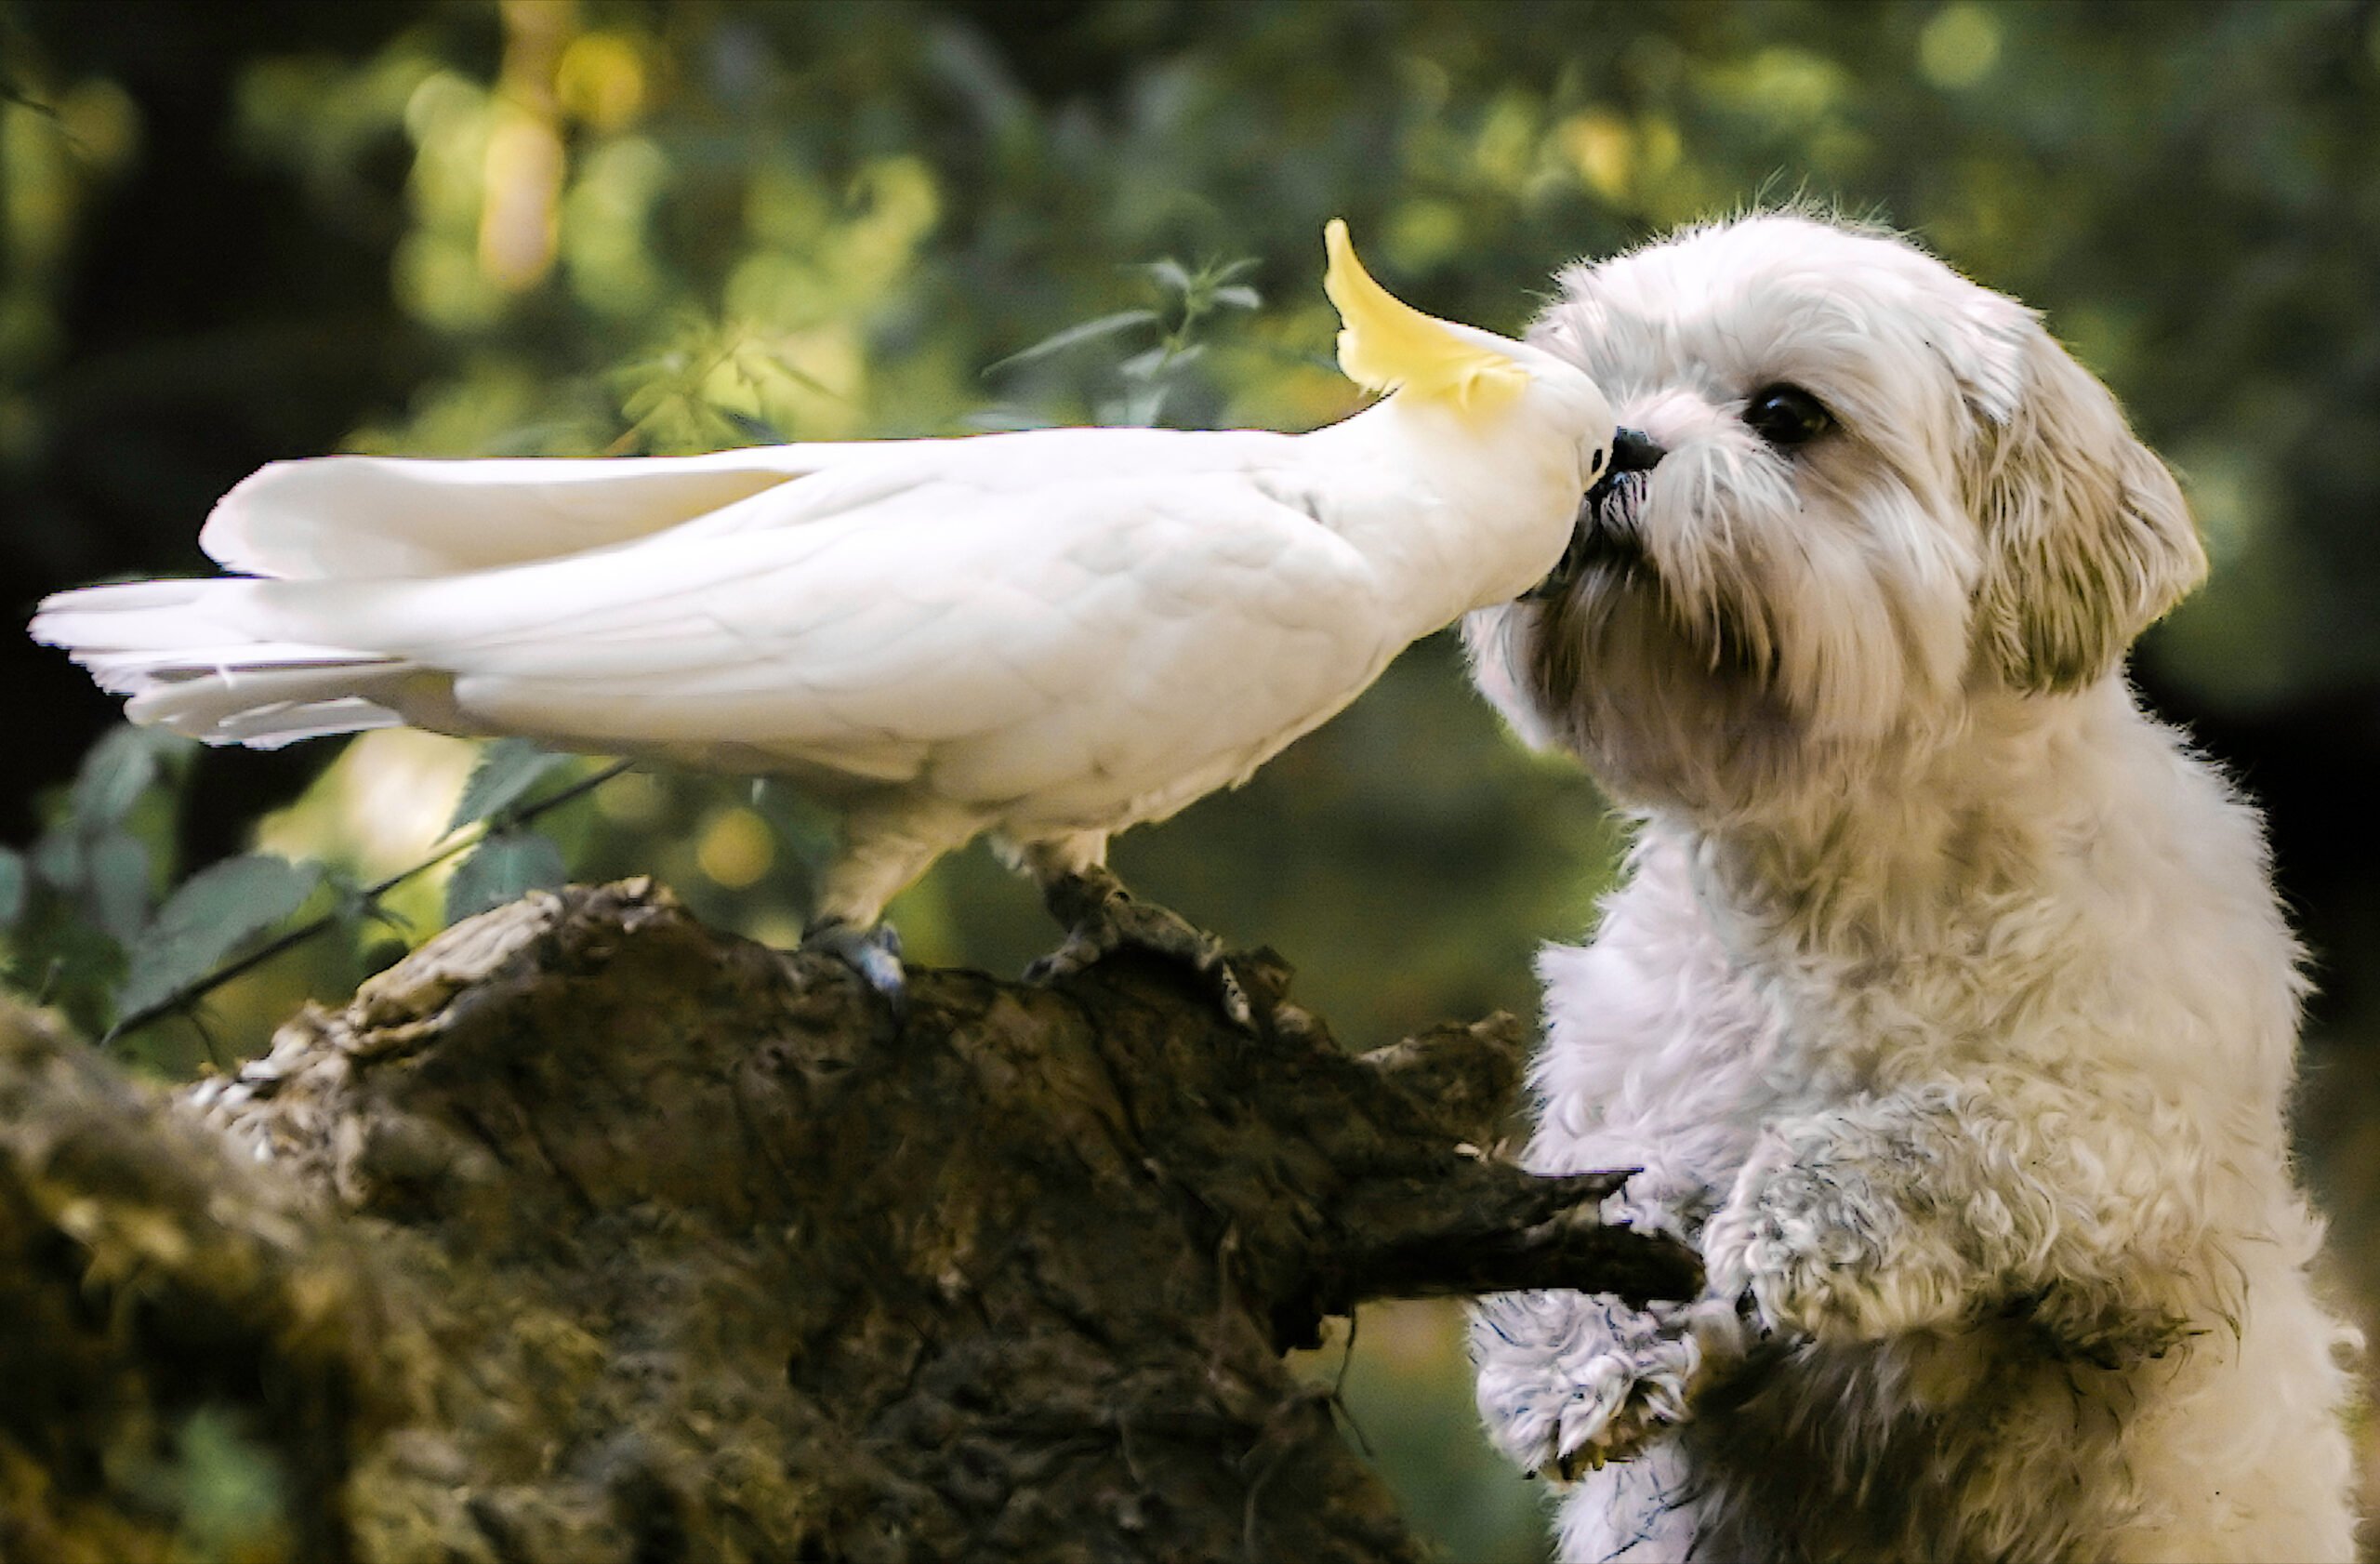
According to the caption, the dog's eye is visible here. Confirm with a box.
[1743,384,1834,449]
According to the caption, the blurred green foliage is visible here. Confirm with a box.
[4,3,2378,1557]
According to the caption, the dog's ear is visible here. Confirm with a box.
[1957,309,2206,693]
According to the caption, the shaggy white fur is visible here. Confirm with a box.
[1463,213,2360,1562]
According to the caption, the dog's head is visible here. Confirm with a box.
[1466,213,2205,816]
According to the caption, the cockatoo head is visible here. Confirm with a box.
[1323,219,1617,497]
[1464,212,2204,820]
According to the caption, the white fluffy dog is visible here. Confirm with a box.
[1463,213,2360,1562]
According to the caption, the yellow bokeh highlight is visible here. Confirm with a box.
[1559,111,1634,203]
[557,33,647,132]
[394,231,504,333]
[1706,46,1845,128]
[1471,92,1540,193]
[253,729,479,877]
[58,79,141,172]
[4,75,141,297]
[478,105,564,291]
[695,807,775,889]
[563,135,670,318]
[251,728,482,932]
[1384,199,1463,272]
[1920,6,2003,90]
[1636,116,1683,183]
[747,910,808,950]
[397,71,509,331]
[594,768,665,827]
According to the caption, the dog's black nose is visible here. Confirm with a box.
[1610,427,1665,474]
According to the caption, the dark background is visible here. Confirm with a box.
[5,2,2376,1554]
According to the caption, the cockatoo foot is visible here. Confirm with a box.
[1027,868,1253,1028]
[800,917,907,1020]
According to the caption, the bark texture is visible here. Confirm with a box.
[0,879,1697,1563]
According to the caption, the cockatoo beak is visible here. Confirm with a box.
[1520,428,1666,603]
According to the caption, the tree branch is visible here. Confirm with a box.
[0,880,1694,1562]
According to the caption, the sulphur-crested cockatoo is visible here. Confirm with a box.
[34,221,1623,1022]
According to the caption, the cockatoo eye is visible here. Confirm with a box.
[1743,383,1834,449]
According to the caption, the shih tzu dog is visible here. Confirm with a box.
[1464,213,2359,1562]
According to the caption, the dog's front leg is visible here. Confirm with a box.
[1472,1150,1747,1477]
[1473,1285,1746,1478]
[1702,1070,2205,1358]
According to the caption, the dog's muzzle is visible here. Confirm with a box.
[1523,428,1667,602]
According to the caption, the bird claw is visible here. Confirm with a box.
[1028,869,1253,1028]
[800,917,908,1022]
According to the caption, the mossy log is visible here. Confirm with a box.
[0,880,1697,1562]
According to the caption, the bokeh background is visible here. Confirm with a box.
[3,1,2377,1556]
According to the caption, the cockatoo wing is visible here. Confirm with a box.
[197,427,1317,581]
[78,456,1394,808]
[200,445,888,579]
[47,427,1318,749]
[416,470,1379,799]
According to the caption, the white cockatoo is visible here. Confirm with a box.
[34,221,1630,1020]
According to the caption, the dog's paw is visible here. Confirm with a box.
[1478,1340,1691,1478]
[1553,1350,1694,1478]
[1472,1294,1740,1479]
[1704,1144,1960,1341]
[1703,1159,1859,1337]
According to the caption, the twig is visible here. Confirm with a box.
[1327,1312,1374,1459]
[105,758,634,1043]
[186,1007,226,1070]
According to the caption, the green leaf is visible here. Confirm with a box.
[1143,258,1194,297]
[170,1407,291,1558]
[1210,285,1262,311]
[323,868,408,938]
[719,407,788,445]
[750,778,839,876]
[114,854,322,1020]
[72,726,159,831]
[734,341,840,400]
[19,916,126,1040]
[1102,383,1169,429]
[444,830,567,923]
[619,380,676,422]
[1120,342,1202,382]
[0,847,23,928]
[448,738,572,832]
[959,406,1056,432]
[86,831,151,944]
[30,828,83,892]
[982,310,1157,375]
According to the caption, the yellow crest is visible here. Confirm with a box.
[1323,219,1528,416]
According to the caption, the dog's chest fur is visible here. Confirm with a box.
[1527,684,2344,1560]
[1544,688,2294,1130]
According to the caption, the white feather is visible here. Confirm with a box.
[200,447,844,578]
